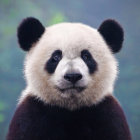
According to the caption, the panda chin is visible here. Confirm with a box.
[56,86,86,94]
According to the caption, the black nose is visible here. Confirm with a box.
[64,73,82,84]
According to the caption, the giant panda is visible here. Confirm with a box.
[7,17,131,140]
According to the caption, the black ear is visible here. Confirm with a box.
[98,19,124,53]
[17,17,45,51]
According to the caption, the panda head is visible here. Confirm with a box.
[18,17,124,109]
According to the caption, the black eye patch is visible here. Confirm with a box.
[81,50,97,74]
[45,50,62,74]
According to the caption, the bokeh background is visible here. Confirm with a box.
[0,0,140,139]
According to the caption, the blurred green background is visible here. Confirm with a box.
[0,0,140,139]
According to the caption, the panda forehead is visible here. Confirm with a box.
[47,23,100,43]
[45,22,102,44]
[34,22,110,60]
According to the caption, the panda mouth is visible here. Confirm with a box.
[57,86,86,93]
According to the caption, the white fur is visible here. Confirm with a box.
[19,22,118,110]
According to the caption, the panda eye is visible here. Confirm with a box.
[51,50,62,62]
[52,55,61,62]
[82,53,90,61]
[45,50,62,74]
[81,49,97,74]
[81,50,91,61]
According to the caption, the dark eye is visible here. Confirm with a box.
[82,53,91,61]
[45,50,62,74]
[51,50,62,62]
[52,54,61,62]
[81,50,91,61]
[81,49,97,74]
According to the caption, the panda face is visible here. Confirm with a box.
[44,48,97,95]
[19,18,123,109]
[46,50,91,95]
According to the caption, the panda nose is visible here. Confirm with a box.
[64,73,82,84]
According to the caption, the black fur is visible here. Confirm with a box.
[17,17,45,51]
[45,50,62,74]
[98,19,124,53]
[81,50,97,74]
[7,95,131,140]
